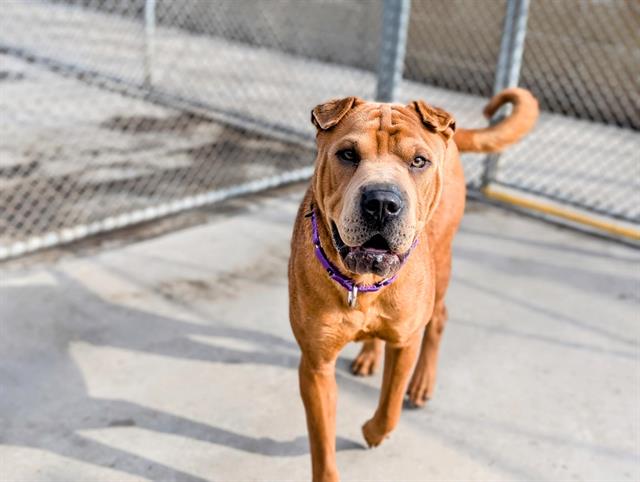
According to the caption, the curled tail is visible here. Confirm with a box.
[454,87,539,153]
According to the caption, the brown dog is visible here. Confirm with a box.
[288,88,538,481]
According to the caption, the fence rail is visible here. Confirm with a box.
[0,0,638,260]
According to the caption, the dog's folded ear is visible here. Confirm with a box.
[411,100,456,140]
[311,96,362,130]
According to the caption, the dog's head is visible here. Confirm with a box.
[311,96,456,278]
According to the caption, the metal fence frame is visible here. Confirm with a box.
[0,0,637,261]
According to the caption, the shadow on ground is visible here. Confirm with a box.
[0,270,369,482]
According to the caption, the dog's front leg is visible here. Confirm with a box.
[299,354,340,482]
[362,332,421,447]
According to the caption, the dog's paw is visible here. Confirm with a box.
[362,419,389,448]
[350,345,381,376]
[406,368,433,408]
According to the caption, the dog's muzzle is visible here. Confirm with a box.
[309,208,417,307]
[333,184,412,277]
[332,223,413,278]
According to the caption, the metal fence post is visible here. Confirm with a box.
[481,0,530,188]
[376,0,411,103]
[143,0,156,88]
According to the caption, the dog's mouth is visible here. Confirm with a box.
[331,222,407,277]
[360,233,391,252]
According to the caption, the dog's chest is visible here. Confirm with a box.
[339,299,425,345]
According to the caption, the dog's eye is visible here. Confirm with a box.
[337,148,359,164]
[411,156,432,169]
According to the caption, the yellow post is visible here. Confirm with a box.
[481,186,640,241]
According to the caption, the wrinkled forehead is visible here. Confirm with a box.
[336,102,422,134]
[323,102,443,155]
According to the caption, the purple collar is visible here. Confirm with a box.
[309,209,417,308]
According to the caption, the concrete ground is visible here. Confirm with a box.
[1,186,639,482]
[1,1,639,232]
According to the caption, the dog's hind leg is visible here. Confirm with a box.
[406,247,452,407]
[362,332,421,447]
[406,301,448,407]
[351,338,384,376]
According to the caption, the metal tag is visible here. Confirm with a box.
[347,285,358,308]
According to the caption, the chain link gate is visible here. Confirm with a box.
[1,0,638,260]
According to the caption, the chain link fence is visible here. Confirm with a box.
[1,0,638,259]
[493,0,639,223]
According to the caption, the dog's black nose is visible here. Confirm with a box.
[361,186,404,225]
